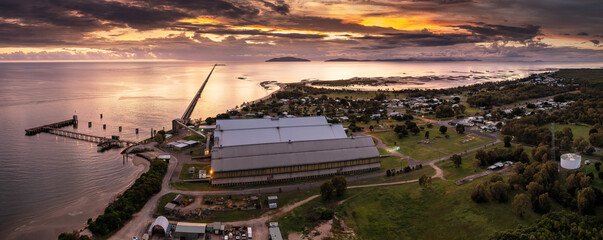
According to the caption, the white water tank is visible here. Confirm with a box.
[560,153,581,170]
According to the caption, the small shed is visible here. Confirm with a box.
[268,196,278,208]
[174,222,206,240]
[158,154,171,163]
[213,222,222,234]
[269,225,283,240]
[172,194,183,205]
[199,170,207,179]
[174,143,189,150]
[148,216,170,238]
[185,140,200,146]
[164,202,177,213]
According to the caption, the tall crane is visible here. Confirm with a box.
[172,64,224,134]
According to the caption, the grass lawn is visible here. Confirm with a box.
[340,179,541,240]
[178,164,211,180]
[380,156,408,170]
[156,193,178,214]
[436,143,535,180]
[171,182,221,191]
[370,129,494,161]
[582,160,603,191]
[188,149,206,156]
[183,134,206,142]
[543,123,592,139]
[378,148,390,155]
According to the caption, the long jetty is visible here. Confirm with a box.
[25,117,138,147]
[25,119,77,135]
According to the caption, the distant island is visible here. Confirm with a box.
[325,57,481,62]
[266,57,311,62]
[324,58,361,62]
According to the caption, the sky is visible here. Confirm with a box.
[0,0,602,61]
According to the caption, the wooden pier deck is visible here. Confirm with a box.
[25,118,138,147]
[25,119,77,135]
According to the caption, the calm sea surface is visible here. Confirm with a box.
[0,61,600,239]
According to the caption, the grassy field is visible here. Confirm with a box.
[370,129,494,161]
[156,193,178,214]
[542,123,592,139]
[436,143,535,180]
[178,164,211,180]
[183,134,205,142]
[350,165,434,186]
[340,179,541,240]
[378,148,390,155]
[380,156,408,170]
[582,160,603,190]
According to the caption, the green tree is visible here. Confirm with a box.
[577,187,597,215]
[439,126,448,134]
[471,183,489,203]
[504,135,512,147]
[455,124,465,134]
[488,181,509,203]
[435,104,455,118]
[507,173,524,190]
[588,131,603,147]
[536,193,551,214]
[450,154,462,168]
[331,176,347,197]
[58,233,78,240]
[418,174,432,189]
[472,158,481,172]
[526,181,544,199]
[512,193,531,217]
[410,126,420,135]
[320,180,335,200]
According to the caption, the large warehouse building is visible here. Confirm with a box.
[210,116,380,185]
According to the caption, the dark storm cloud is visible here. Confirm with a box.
[259,0,291,15]
[577,32,589,36]
[277,16,396,33]
[144,0,261,19]
[453,23,541,41]
[0,22,80,46]
[194,28,326,39]
[354,31,485,49]
[412,0,472,4]
[590,40,600,45]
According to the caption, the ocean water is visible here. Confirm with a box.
[0,60,600,239]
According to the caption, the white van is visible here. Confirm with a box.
[247,227,252,239]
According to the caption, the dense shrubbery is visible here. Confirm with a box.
[58,233,90,240]
[320,176,347,200]
[473,151,603,217]
[467,83,574,108]
[491,211,603,240]
[87,159,168,236]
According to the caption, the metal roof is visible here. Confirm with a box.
[214,117,346,147]
[175,222,206,234]
[269,227,284,240]
[217,116,327,130]
[148,216,169,236]
[211,136,379,172]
